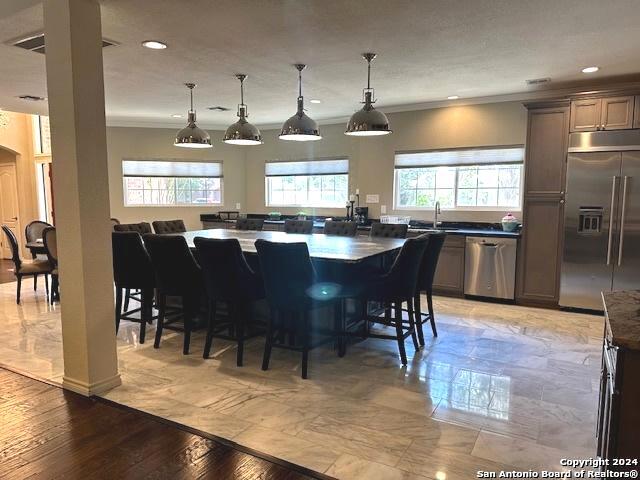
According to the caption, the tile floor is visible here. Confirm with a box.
[0,281,604,480]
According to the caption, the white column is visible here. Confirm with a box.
[43,0,120,395]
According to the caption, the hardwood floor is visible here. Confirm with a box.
[0,259,15,284]
[0,368,320,480]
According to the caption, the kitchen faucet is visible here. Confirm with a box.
[433,201,441,229]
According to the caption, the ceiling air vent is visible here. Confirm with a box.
[11,33,117,54]
[526,77,551,86]
[17,95,46,101]
[208,106,231,112]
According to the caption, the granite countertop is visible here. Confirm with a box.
[602,290,640,350]
[200,214,521,238]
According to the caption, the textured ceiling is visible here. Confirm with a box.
[1,0,640,128]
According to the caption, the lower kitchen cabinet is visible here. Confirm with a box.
[433,236,465,296]
[598,292,640,470]
[516,195,564,306]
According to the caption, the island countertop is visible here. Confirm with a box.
[602,290,640,350]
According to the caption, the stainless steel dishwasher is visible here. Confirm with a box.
[464,236,517,300]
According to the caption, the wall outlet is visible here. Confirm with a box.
[365,194,379,204]
[380,205,387,214]
[235,203,241,210]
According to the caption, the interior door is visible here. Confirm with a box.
[612,152,640,292]
[0,164,20,259]
[560,152,621,309]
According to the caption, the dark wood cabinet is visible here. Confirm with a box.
[433,236,465,296]
[597,300,640,469]
[634,95,640,129]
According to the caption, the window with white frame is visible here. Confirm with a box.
[122,160,223,206]
[394,146,524,210]
[265,159,349,207]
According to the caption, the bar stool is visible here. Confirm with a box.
[143,234,204,354]
[323,220,358,237]
[112,231,156,343]
[194,237,264,366]
[359,234,429,365]
[284,219,313,234]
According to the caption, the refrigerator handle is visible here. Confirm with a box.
[617,176,629,267]
[607,176,617,266]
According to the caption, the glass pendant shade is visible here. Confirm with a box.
[224,75,263,145]
[345,53,392,137]
[174,83,212,148]
[279,64,321,142]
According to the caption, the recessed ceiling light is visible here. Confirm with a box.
[447,95,459,100]
[310,99,321,104]
[582,66,599,73]
[171,114,183,118]
[142,40,167,50]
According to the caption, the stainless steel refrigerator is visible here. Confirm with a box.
[560,131,640,310]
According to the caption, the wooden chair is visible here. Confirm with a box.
[323,220,358,237]
[235,218,264,231]
[152,219,186,234]
[284,219,313,234]
[42,227,59,304]
[2,225,51,304]
[24,220,52,259]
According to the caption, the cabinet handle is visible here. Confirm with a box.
[559,199,565,204]
[618,176,629,267]
[607,176,618,266]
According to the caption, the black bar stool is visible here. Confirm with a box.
[194,237,265,366]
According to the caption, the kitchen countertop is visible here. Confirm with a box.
[200,215,521,238]
[602,290,640,350]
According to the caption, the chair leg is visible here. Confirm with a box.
[33,274,37,291]
[115,287,123,333]
[52,276,60,303]
[236,303,245,367]
[407,298,420,351]
[154,294,166,349]
[262,308,276,371]
[393,301,408,366]
[203,299,216,359]
[44,274,49,297]
[414,293,425,346]
[427,291,438,337]
[140,289,152,344]
[301,310,310,379]
[16,275,22,304]
[123,288,130,312]
[183,307,192,355]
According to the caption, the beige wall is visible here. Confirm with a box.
[106,127,246,231]
[245,101,528,223]
[0,111,39,254]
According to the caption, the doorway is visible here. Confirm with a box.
[0,162,20,259]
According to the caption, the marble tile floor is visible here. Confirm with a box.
[0,281,604,480]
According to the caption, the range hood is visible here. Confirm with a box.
[568,130,640,153]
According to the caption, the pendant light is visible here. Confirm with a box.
[345,53,392,136]
[223,74,263,145]
[279,64,321,141]
[174,83,212,148]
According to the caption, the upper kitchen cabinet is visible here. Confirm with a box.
[570,96,636,132]
[524,104,570,195]
[634,95,640,128]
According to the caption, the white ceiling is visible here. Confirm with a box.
[1,0,640,128]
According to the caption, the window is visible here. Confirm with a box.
[265,159,348,207]
[122,160,222,206]
[394,146,524,210]
[32,115,51,155]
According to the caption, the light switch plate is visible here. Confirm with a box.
[366,194,379,203]
[235,203,241,210]
[380,205,387,214]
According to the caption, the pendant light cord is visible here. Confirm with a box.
[298,68,303,99]
[367,58,371,90]
[190,86,194,113]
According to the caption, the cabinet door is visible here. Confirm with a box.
[433,243,465,295]
[601,96,635,130]
[570,99,601,132]
[516,196,564,304]
[634,95,640,128]
[525,106,569,195]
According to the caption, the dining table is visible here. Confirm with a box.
[178,228,406,263]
